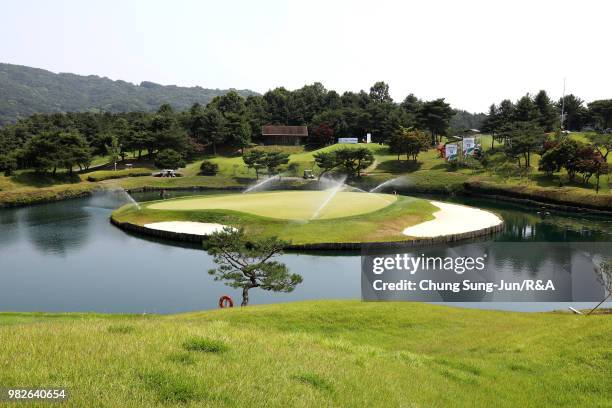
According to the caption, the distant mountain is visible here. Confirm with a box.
[0,63,258,126]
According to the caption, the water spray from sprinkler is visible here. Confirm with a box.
[311,175,347,219]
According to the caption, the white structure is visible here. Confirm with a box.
[338,137,359,144]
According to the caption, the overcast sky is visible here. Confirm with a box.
[2,0,610,112]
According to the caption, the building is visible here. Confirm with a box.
[260,125,308,145]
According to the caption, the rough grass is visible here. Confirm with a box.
[182,337,229,353]
[112,193,436,245]
[0,301,610,407]
[146,191,397,220]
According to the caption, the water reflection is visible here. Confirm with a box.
[0,191,609,313]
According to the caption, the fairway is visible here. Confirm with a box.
[147,191,397,220]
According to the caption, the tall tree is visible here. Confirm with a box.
[481,104,501,148]
[201,107,226,155]
[588,99,612,130]
[513,94,539,123]
[534,90,557,131]
[557,94,587,131]
[369,81,393,103]
[419,99,453,145]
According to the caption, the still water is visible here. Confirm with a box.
[0,190,610,313]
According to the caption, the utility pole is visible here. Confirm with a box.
[560,77,566,131]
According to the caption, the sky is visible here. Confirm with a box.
[1,0,611,112]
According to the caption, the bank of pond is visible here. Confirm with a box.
[0,189,610,314]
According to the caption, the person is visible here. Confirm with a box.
[159,189,166,199]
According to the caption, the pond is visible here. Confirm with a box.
[0,190,610,314]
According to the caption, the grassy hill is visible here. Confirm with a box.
[0,63,258,125]
[0,300,609,407]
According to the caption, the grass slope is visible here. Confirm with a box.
[2,135,611,209]
[0,301,609,407]
[146,191,396,220]
[112,194,436,245]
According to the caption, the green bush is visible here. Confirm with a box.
[155,149,186,169]
[199,160,219,175]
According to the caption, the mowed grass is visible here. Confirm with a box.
[0,301,610,407]
[147,191,396,220]
[113,193,436,245]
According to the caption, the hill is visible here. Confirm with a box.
[0,300,609,407]
[0,63,258,126]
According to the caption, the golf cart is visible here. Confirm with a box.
[153,169,182,178]
[303,169,316,179]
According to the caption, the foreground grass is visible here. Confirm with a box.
[112,193,436,245]
[0,300,609,407]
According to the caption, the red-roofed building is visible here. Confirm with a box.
[261,125,308,145]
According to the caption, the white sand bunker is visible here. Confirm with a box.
[403,201,502,238]
[144,221,233,235]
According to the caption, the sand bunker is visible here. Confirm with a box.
[144,222,232,235]
[402,201,502,238]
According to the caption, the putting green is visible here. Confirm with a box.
[147,191,397,220]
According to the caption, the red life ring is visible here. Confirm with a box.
[218,295,234,308]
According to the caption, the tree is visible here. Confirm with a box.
[500,122,546,168]
[534,90,557,131]
[58,130,92,173]
[369,81,392,103]
[201,108,225,155]
[513,94,539,123]
[313,151,338,179]
[557,94,587,131]
[105,135,121,171]
[389,127,429,161]
[204,227,302,306]
[223,112,251,154]
[242,149,266,179]
[587,133,612,161]
[419,99,453,145]
[22,133,59,173]
[481,104,501,148]
[262,151,290,176]
[309,123,334,148]
[588,259,612,315]
[588,99,612,130]
[148,106,188,156]
[574,147,608,191]
[335,147,374,178]
[154,149,185,169]
[0,152,18,176]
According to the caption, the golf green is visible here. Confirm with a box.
[147,191,397,220]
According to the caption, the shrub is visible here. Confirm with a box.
[155,149,186,169]
[199,160,219,175]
